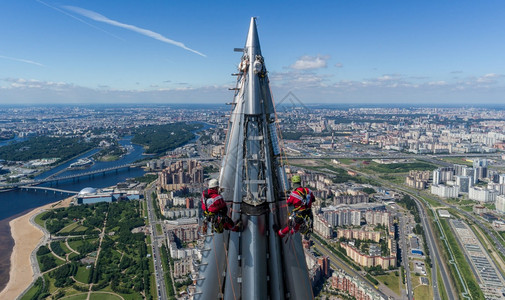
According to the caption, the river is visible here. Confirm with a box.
[0,123,211,292]
[0,135,27,148]
[0,136,146,291]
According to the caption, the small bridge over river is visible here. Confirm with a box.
[20,185,78,194]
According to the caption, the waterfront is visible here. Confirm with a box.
[0,136,146,292]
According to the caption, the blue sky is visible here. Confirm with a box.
[1,0,504,104]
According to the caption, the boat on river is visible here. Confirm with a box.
[69,158,94,169]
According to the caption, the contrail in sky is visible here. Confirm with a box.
[64,5,206,57]
[0,55,44,66]
[35,0,124,41]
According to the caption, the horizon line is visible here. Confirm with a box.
[1,102,505,107]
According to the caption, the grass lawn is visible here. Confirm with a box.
[61,294,88,300]
[101,286,143,300]
[418,193,443,208]
[439,157,473,166]
[53,253,67,265]
[59,222,81,233]
[72,225,90,233]
[376,273,401,296]
[379,174,406,185]
[68,237,98,253]
[68,240,84,252]
[34,211,47,228]
[437,266,449,300]
[60,287,81,298]
[60,241,72,254]
[363,160,436,174]
[414,283,432,300]
[150,274,157,300]
[460,205,473,212]
[411,266,433,299]
[143,201,147,218]
[335,158,359,165]
[20,283,41,300]
[75,265,91,284]
[89,293,123,300]
[156,223,162,235]
[60,223,89,234]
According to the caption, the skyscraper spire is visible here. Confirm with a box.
[194,18,313,300]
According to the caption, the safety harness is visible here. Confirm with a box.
[288,187,314,237]
[202,191,228,233]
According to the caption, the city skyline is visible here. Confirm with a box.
[1,0,505,104]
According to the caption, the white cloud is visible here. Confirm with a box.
[335,63,343,68]
[63,6,206,57]
[0,55,44,67]
[2,72,505,104]
[0,78,228,103]
[35,0,123,40]
[2,78,69,89]
[290,55,329,70]
[269,71,331,89]
[476,73,502,83]
[427,81,448,86]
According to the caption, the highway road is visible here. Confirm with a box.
[398,214,413,300]
[146,189,168,300]
[387,183,457,299]
[335,163,458,299]
[413,195,456,300]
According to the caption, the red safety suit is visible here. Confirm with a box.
[278,187,314,238]
[201,188,236,231]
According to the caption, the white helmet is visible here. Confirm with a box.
[208,179,219,189]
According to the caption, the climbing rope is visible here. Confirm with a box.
[222,235,238,300]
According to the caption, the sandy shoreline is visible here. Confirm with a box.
[0,198,71,299]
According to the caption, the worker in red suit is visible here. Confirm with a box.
[276,175,314,238]
[201,179,241,233]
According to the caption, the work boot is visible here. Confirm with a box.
[231,220,243,232]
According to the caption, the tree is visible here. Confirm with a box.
[362,187,376,195]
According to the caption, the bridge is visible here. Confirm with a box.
[1,152,499,190]
[20,185,78,194]
[0,162,145,189]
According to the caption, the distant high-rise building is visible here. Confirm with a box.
[433,169,441,185]
[469,187,498,203]
[453,164,466,176]
[474,167,487,182]
[462,167,476,184]
[473,158,488,181]
[499,174,505,185]
[431,185,459,198]
[158,160,203,191]
[351,210,361,226]
[433,167,454,184]
[455,176,471,193]
[473,158,488,168]
[496,195,505,214]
